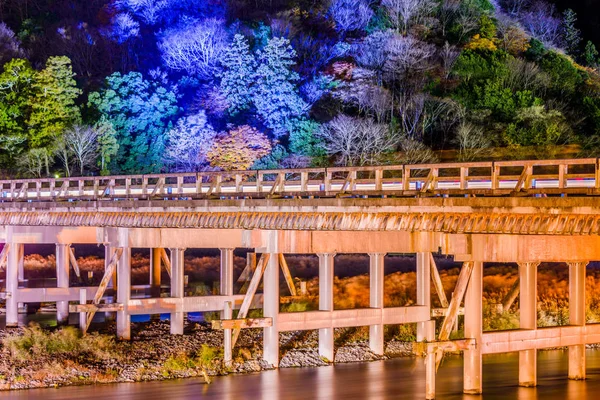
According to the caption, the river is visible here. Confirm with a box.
[0,350,598,399]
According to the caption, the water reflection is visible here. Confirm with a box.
[0,350,599,399]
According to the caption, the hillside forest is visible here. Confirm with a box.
[0,0,600,177]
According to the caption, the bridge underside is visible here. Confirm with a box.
[0,196,598,398]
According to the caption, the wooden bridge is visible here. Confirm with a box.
[2,158,600,398]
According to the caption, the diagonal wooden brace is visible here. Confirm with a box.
[231,253,270,349]
[160,248,172,278]
[279,254,297,296]
[429,253,448,308]
[83,247,123,333]
[69,246,81,278]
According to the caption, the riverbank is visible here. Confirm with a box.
[0,320,413,391]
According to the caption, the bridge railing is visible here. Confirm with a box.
[0,158,598,202]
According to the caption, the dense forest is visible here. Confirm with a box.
[0,0,599,177]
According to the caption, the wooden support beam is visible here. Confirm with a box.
[70,303,123,313]
[69,246,81,278]
[438,262,474,341]
[239,253,257,293]
[429,253,448,308]
[279,254,297,296]
[160,248,172,278]
[232,253,270,349]
[0,244,10,270]
[212,317,272,330]
[413,338,476,356]
[84,247,123,333]
[501,277,520,312]
[431,307,464,317]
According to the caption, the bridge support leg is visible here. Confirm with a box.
[369,253,385,354]
[519,262,539,387]
[424,320,436,399]
[170,248,185,335]
[150,248,162,298]
[568,261,588,380]
[105,245,116,321]
[463,261,483,395]
[56,244,70,325]
[220,248,234,364]
[318,253,335,362]
[116,247,131,340]
[263,245,280,367]
[6,243,19,327]
[416,252,431,341]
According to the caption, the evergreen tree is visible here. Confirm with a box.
[253,37,307,137]
[562,9,581,58]
[95,117,119,176]
[584,41,599,67]
[88,72,180,174]
[219,34,256,116]
[28,56,82,150]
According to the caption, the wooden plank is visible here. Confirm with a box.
[212,317,272,330]
[429,253,448,308]
[160,248,172,278]
[70,303,123,313]
[232,253,270,349]
[413,338,476,356]
[279,254,297,296]
[84,247,123,333]
[501,277,520,312]
[431,307,464,317]
[69,246,81,278]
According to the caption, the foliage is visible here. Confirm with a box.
[164,111,216,171]
[88,72,179,173]
[3,323,118,362]
[503,105,573,147]
[219,34,256,115]
[465,34,497,52]
[0,22,24,66]
[539,51,584,96]
[562,9,581,58]
[207,125,272,171]
[329,0,373,35]
[584,41,599,67]
[288,119,326,158]
[253,37,307,137]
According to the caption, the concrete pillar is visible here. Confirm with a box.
[150,248,162,298]
[263,243,280,367]
[568,261,587,380]
[220,248,234,363]
[369,253,385,355]
[519,262,538,387]
[416,252,431,341]
[464,261,483,395]
[116,247,131,340]
[424,320,436,400]
[6,243,19,327]
[318,253,335,361]
[56,244,70,324]
[170,248,185,335]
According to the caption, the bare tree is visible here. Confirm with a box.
[502,58,550,94]
[440,41,460,79]
[0,22,24,66]
[382,0,435,34]
[318,115,397,166]
[437,0,460,38]
[356,85,393,123]
[384,34,436,81]
[18,149,47,178]
[396,135,438,164]
[453,6,481,43]
[454,122,491,161]
[499,0,530,16]
[159,18,228,78]
[63,125,101,176]
[521,1,561,47]
[397,93,426,140]
[328,0,374,35]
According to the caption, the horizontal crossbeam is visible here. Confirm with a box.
[211,317,273,330]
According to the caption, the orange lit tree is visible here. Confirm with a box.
[207,125,272,170]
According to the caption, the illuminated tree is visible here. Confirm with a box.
[158,18,228,79]
[165,111,217,171]
[207,125,272,171]
[253,37,307,137]
[328,0,373,35]
[219,34,256,115]
[0,23,24,67]
[88,72,179,173]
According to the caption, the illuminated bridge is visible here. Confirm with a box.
[2,158,600,398]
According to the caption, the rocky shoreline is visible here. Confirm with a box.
[0,321,414,391]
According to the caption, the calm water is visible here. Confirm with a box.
[0,350,599,399]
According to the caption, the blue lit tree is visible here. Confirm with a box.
[219,34,256,116]
[253,37,307,137]
[88,72,180,173]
